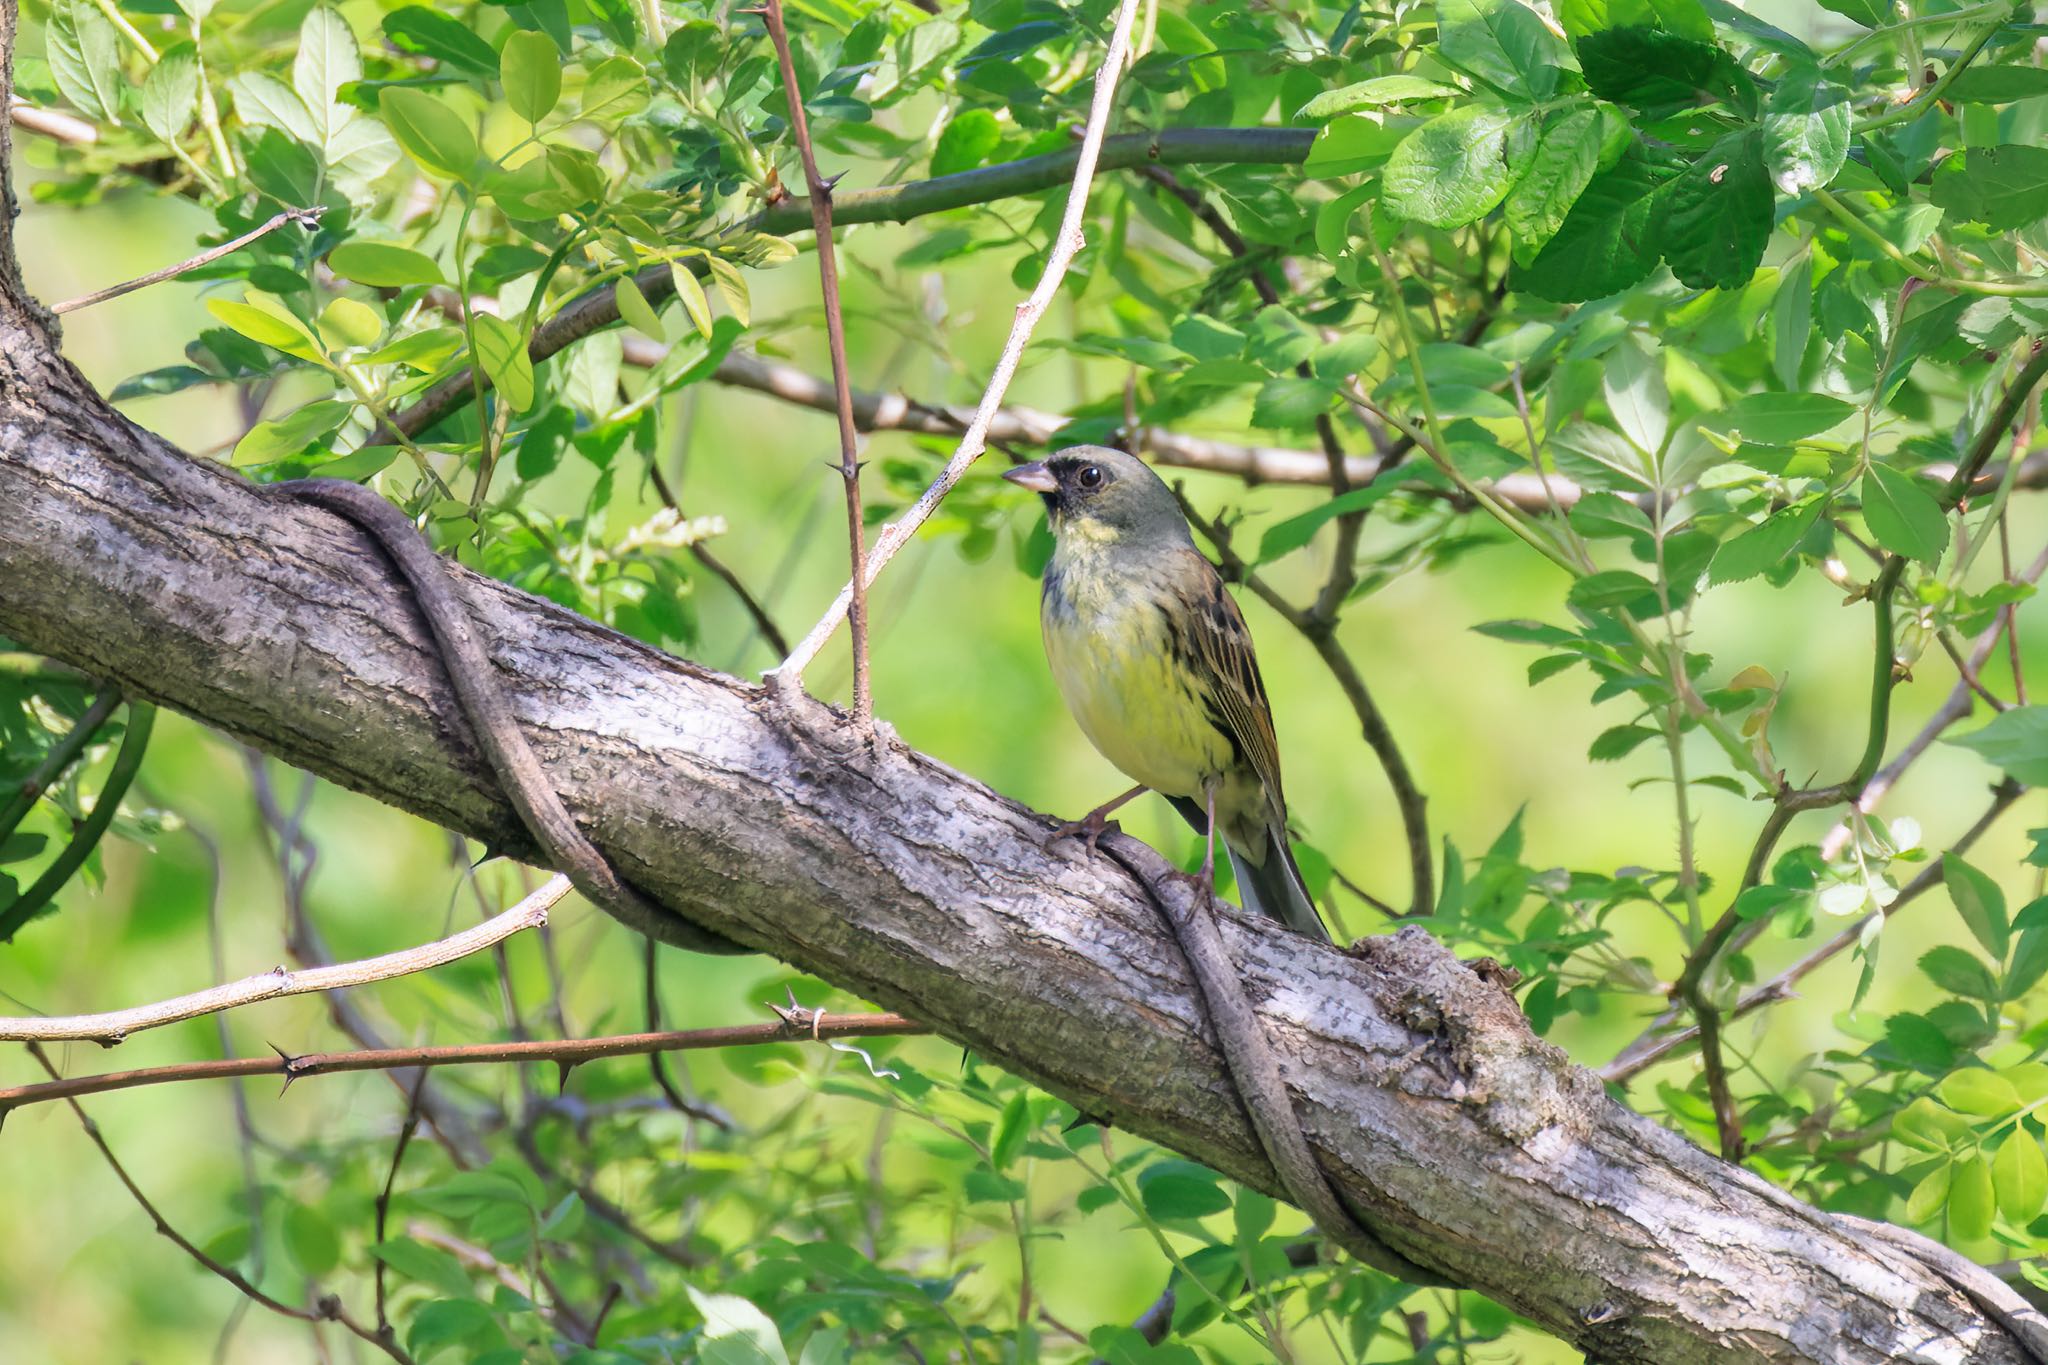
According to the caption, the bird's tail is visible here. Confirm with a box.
[1166,797,1330,942]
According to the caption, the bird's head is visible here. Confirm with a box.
[1001,445,1189,547]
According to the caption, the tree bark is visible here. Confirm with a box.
[0,318,2033,1365]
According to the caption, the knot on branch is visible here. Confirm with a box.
[1353,926,1601,1145]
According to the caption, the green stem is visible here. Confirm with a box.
[1825,0,2013,68]
[1854,18,2003,133]
[90,0,157,62]
[0,702,155,942]
[0,691,122,841]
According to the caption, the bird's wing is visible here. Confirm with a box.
[1170,548,1285,818]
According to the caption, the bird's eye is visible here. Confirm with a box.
[1077,465,1104,490]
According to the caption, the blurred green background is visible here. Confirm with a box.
[5,60,2044,1356]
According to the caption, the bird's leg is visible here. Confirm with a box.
[1052,784,1148,853]
[1197,780,1219,905]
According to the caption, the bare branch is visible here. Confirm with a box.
[760,0,872,719]
[50,207,320,315]
[770,0,1144,687]
[0,1013,924,1116]
[0,875,570,1043]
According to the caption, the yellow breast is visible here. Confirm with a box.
[1041,562,1232,801]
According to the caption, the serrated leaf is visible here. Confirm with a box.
[1949,706,2048,786]
[932,107,1000,175]
[1436,0,1568,100]
[1861,462,1949,564]
[2007,926,2048,1000]
[1504,104,1622,261]
[1602,338,1667,454]
[1920,945,2000,1000]
[1254,483,1402,564]
[294,8,361,154]
[1558,0,1714,40]
[1761,67,1849,195]
[1588,724,1659,760]
[1709,393,1857,444]
[1773,252,1813,390]
[48,0,123,126]
[1514,154,1673,302]
[1947,67,2048,105]
[1943,853,2010,961]
[1384,105,1518,229]
[141,46,199,144]
[1709,497,1824,584]
[1567,568,1659,610]
[1251,375,1335,430]
[687,1287,790,1365]
[1661,130,1772,292]
[1930,146,2048,232]
[1296,75,1460,120]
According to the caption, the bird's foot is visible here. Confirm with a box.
[1050,809,1121,854]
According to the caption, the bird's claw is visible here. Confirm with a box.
[1051,811,1120,853]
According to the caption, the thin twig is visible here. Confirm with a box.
[0,875,570,1042]
[0,1012,923,1116]
[760,0,873,719]
[51,207,320,314]
[27,1044,419,1365]
[645,455,790,657]
[770,0,1144,687]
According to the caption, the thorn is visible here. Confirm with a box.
[269,1042,304,1093]
[821,170,847,195]
[556,1060,577,1092]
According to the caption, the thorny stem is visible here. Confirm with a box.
[760,0,873,720]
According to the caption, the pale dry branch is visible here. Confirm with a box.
[0,875,570,1043]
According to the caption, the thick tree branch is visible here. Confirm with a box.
[0,338,2040,1362]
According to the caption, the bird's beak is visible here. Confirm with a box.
[1002,462,1059,494]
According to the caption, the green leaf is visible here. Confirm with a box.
[1567,569,1659,610]
[1138,1170,1230,1221]
[383,7,501,80]
[1578,27,1730,109]
[1296,75,1460,119]
[1940,1068,2022,1118]
[797,1325,850,1365]
[1861,463,1949,564]
[501,29,562,124]
[1949,706,2048,786]
[1255,483,1403,564]
[1170,314,1245,362]
[1302,115,1409,178]
[1550,421,1654,491]
[1905,1159,1952,1224]
[615,276,666,342]
[1661,131,1772,292]
[1558,0,1714,40]
[1761,67,1849,195]
[932,107,1001,175]
[1384,105,1518,229]
[990,1092,1029,1171]
[48,0,124,126]
[1514,155,1673,302]
[317,298,382,350]
[1708,497,1824,585]
[370,1240,474,1297]
[671,262,714,339]
[141,46,200,144]
[328,241,445,288]
[1710,393,1858,445]
[229,72,318,147]
[378,87,478,182]
[206,297,325,363]
[1251,376,1335,430]
[1943,853,2010,961]
[687,1287,791,1365]
[1588,724,1659,760]
[294,7,361,154]
[283,1204,341,1278]
[1894,1096,1972,1151]
[408,1299,498,1357]
[1947,67,2048,105]
[1504,104,1626,262]
[1951,1154,1995,1241]
[1602,338,1667,454]
[1920,945,2000,1000]
[2007,926,2048,999]
[1995,1135,2048,1225]
[706,256,750,328]
[1772,252,1812,390]
[1436,0,1569,100]
[470,313,535,412]
[1930,146,2048,232]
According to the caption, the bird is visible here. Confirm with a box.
[1002,445,1329,942]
